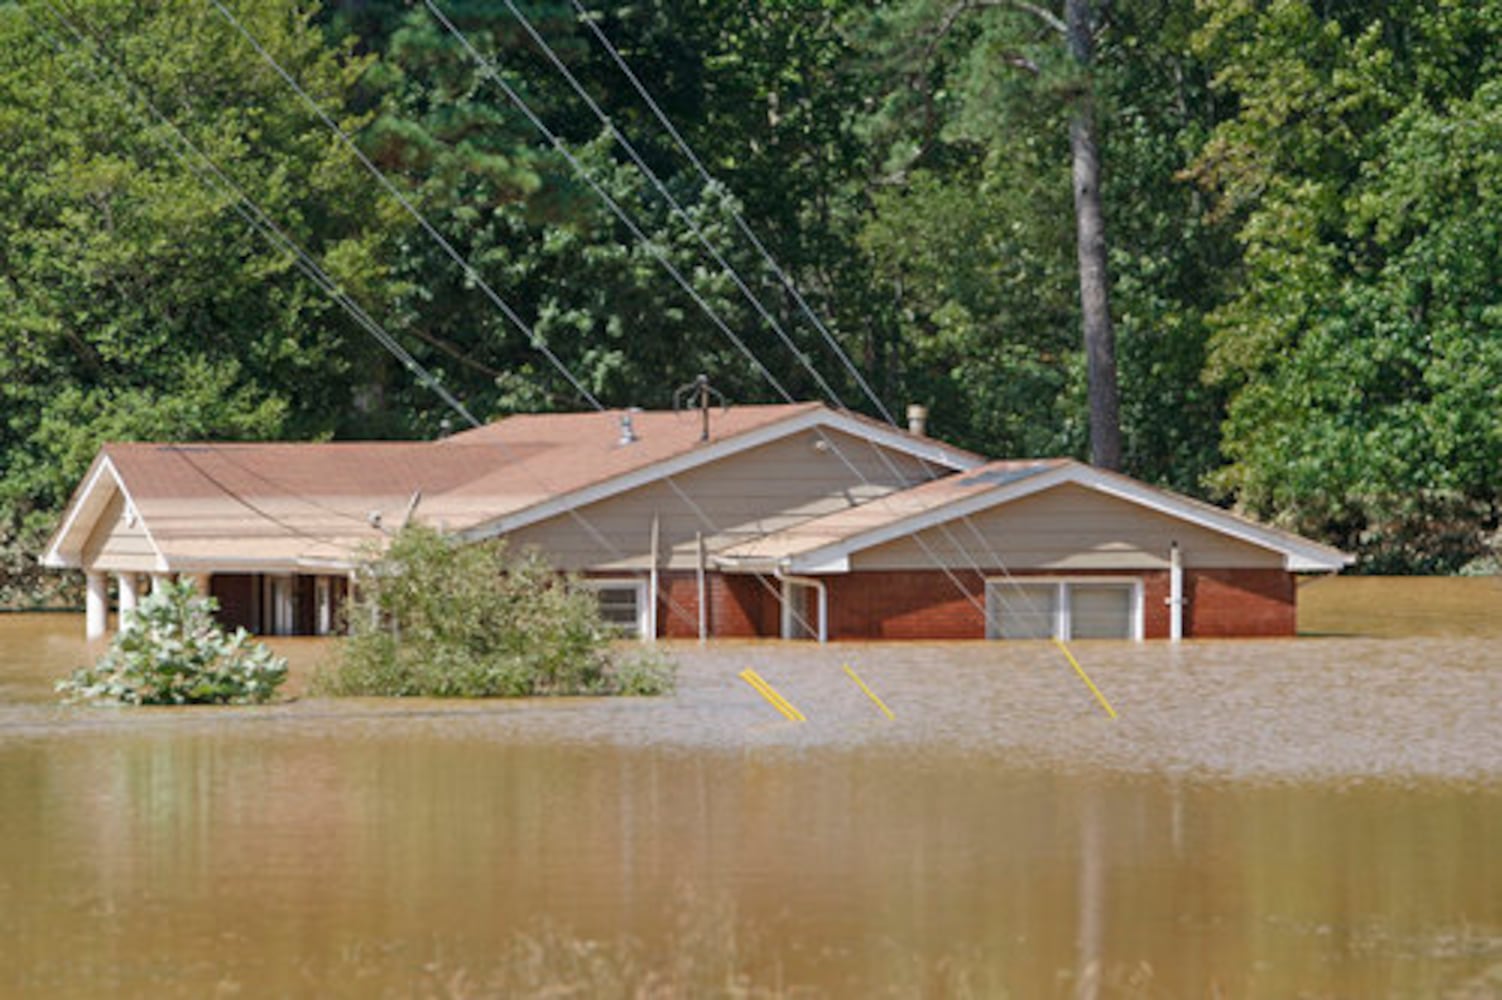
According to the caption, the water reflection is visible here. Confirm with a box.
[3,580,1502,997]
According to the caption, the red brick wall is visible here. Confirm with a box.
[1185,567,1296,637]
[818,567,1295,640]
[826,570,986,639]
[647,566,1295,640]
[657,571,778,639]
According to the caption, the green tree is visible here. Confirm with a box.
[0,0,401,603]
[1191,0,1502,570]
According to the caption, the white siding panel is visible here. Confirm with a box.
[505,430,932,571]
[852,483,1284,571]
[85,493,160,572]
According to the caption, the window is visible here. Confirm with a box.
[986,579,1141,641]
[580,579,650,638]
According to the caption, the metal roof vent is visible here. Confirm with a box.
[618,410,639,446]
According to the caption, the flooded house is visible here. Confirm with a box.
[41,403,1351,641]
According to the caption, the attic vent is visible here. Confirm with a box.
[618,411,639,446]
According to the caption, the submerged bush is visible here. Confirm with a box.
[314,525,676,698]
[57,579,287,705]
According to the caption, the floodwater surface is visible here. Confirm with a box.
[3,578,1501,997]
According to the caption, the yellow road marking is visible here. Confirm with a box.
[1051,638,1118,720]
[739,668,807,722]
[843,664,895,720]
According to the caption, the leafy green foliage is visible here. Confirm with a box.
[316,525,676,697]
[1192,0,1502,570]
[57,579,288,705]
[0,0,403,603]
[5,0,1502,580]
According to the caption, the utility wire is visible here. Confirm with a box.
[556,2,1070,635]
[459,1,1054,636]
[193,0,827,638]
[462,0,847,409]
[30,0,722,635]
[413,0,793,404]
[32,0,480,429]
[566,0,896,425]
[204,0,603,412]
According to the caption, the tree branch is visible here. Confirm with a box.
[983,0,1067,36]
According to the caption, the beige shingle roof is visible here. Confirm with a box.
[715,460,1066,564]
[46,403,963,570]
[713,457,1353,572]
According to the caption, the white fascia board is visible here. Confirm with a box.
[1077,469,1354,572]
[461,407,978,541]
[39,457,112,568]
[815,410,985,473]
[165,555,363,574]
[39,456,169,573]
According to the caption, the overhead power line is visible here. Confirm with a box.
[566,0,897,426]
[204,0,603,412]
[28,0,724,635]
[466,0,1061,636]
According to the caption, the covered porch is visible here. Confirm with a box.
[81,569,350,639]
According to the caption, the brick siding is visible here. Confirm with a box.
[634,566,1295,640]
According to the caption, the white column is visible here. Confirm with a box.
[815,584,828,645]
[151,572,172,595]
[117,572,140,621]
[315,577,332,636]
[1168,542,1184,642]
[695,532,708,643]
[85,571,109,639]
[647,514,659,643]
[780,577,794,639]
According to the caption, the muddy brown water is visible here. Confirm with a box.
[3,578,1501,997]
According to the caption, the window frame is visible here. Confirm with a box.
[984,577,1144,641]
[578,577,651,639]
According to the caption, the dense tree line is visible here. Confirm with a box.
[2,0,1499,601]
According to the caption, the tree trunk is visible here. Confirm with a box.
[1065,0,1122,470]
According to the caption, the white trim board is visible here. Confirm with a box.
[40,455,169,573]
[460,407,981,541]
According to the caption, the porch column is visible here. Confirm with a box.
[116,572,140,621]
[151,572,172,594]
[85,571,108,639]
[190,573,212,596]
[1167,542,1184,642]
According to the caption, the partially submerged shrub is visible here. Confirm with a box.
[314,525,676,697]
[57,579,287,705]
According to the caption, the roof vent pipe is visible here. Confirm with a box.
[618,410,639,446]
[906,404,928,437]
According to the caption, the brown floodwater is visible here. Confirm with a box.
[3,577,1501,997]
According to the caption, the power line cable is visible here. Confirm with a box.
[463,0,848,410]
[552,3,1062,636]
[203,0,603,412]
[566,0,896,425]
[29,0,724,635]
[409,0,793,403]
[423,0,1037,635]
